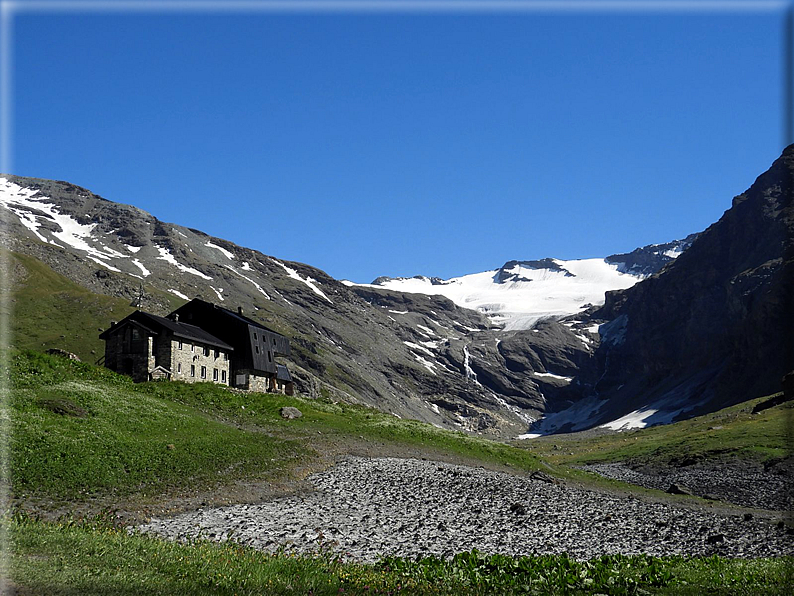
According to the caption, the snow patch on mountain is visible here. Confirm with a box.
[271,259,333,304]
[224,265,270,299]
[532,371,573,384]
[88,256,121,272]
[403,341,434,358]
[205,241,234,260]
[0,177,126,263]
[168,288,189,300]
[357,258,641,330]
[524,396,608,436]
[131,259,151,276]
[155,245,213,280]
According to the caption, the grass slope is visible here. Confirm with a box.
[8,350,542,507]
[522,394,792,470]
[3,249,185,362]
[8,514,792,595]
[5,350,793,594]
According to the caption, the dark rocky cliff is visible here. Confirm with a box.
[590,145,794,422]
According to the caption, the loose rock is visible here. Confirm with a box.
[137,457,790,563]
[280,407,303,420]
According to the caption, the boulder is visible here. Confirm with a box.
[46,348,81,361]
[280,406,303,420]
[667,483,693,496]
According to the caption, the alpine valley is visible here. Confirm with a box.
[1,146,792,439]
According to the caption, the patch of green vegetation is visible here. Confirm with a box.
[140,374,543,474]
[8,349,541,505]
[8,514,792,595]
[10,350,306,500]
[3,250,136,361]
[3,249,187,362]
[523,394,792,470]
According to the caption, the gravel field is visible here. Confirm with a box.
[137,457,792,562]
[580,461,792,512]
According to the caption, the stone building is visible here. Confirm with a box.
[171,299,294,395]
[99,310,233,384]
[100,299,294,395]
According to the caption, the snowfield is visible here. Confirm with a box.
[350,258,643,330]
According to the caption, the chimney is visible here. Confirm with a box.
[110,321,117,327]
[173,314,179,322]
[238,306,244,316]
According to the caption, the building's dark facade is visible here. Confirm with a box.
[100,299,293,394]
[171,299,293,394]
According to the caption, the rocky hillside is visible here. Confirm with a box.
[2,144,790,438]
[0,174,595,438]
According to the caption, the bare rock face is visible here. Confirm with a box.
[45,348,81,361]
[586,144,794,425]
[604,234,699,277]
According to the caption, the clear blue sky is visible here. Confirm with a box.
[7,2,790,282]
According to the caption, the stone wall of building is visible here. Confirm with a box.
[234,369,294,394]
[169,338,231,385]
[276,378,295,396]
[102,325,153,382]
[154,336,173,374]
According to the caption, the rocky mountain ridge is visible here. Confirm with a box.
[358,238,697,333]
[586,145,794,426]
[0,174,589,437]
[2,145,791,437]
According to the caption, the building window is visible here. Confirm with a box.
[267,351,272,362]
[177,363,182,373]
[190,344,194,352]
[224,352,228,361]
[203,346,210,357]
[214,349,219,359]
[221,370,226,383]
[255,345,260,354]
[201,366,207,379]
[213,368,218,381]
[178,340,183,350]
[190,365,195,377]
[253,332,257,341]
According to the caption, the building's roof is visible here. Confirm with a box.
[100,311,234,351]
[276,364,292,382]
[179,298,286,337]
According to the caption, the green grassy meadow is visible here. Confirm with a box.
[4,350,793,594]
[8,513,792,595]
[2,249,187,362]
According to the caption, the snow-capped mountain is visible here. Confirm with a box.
[352,240,696,331]
[0,174,543,438]
[0,177,332,305]
[1,143,790,439]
